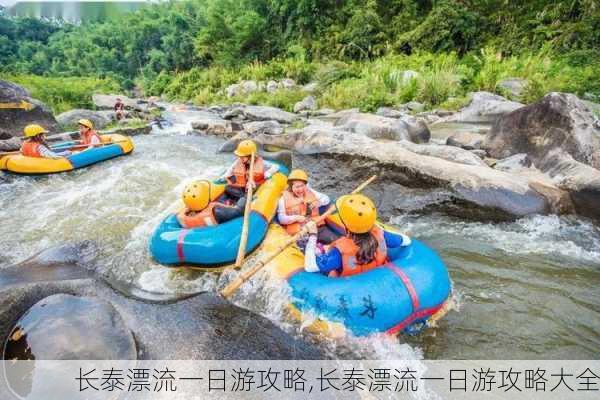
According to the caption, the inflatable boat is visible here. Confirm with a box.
[263,220,452,337]
[149,162,289,268]
[0,134,134,174]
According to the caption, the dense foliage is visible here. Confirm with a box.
[1,0,598,111]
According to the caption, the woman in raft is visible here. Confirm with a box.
[176,180,245,228]
[303,194,410,277]
[277,169,337,244]
[20,124,71,159]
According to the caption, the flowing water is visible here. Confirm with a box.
[0,110,598,361]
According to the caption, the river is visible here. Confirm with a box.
[0,110,598,361]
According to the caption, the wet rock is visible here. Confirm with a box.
[224,105,298,124]
[334,112,430,143]
[293,96,317,113]
[191,118,238,137]
[0,244,323,360]
[230,125,549,217]
[446,131,484,150]
[484,92,600,165]
[266,80,279,93]
[4,294,136,360]
[445,91,523,123]
[494,154,532,173]
[537,149,600,221]
[0,80,58,137]
[92,94,148,113]
[528,180,575,215]
[56,109,112,129]
[376,107,406,119]
[243,120,283,136]
[498,78,527,98]
[0,136,21,151]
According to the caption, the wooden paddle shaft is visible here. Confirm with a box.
[220,174,377,299]
[234,152,256,267]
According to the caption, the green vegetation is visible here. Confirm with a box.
[1,1,598,112]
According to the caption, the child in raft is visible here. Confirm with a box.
[221,140,279,202]
[20,124,72,159]
[177,180,245,228]
[277,169,338,244]
[303,194,411,277]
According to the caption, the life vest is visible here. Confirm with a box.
[21,140,42,158]
[177,202,220,228]
[82,130,101,146]
[226,156,265,188]
[282,189,323,234]
[331,227,387,277]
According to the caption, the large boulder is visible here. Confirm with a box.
[376,107,407,119]
[0,137,22,151]
[191,118,239,137]
[224,125,551,218]
[0,80,58,137]
[243,120,283,136]
[224,105,298,124]
[334,112,430,143]
[4,293,136,360]
[446,131,485,150]
[266,80,279,93]
[484,92,600,165]
[445,91,524,123]
[494,153,533,173]
[56,109,113,129]
[293,96,317,113]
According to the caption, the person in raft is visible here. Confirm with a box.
[277,169,338,244]
[221,139,279,202]
[303,194,411,277]
[77,119,102,149]
[177,180,245,228]
[20,124,71,159]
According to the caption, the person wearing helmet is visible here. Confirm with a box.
[221,139,279,202]
[114,98,125,120]
[20,124,71,159]
[77,119,102,148]
[176,180,245,229]
[303,194,411,277]
[277,169,337,244]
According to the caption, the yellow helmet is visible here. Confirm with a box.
[24,124,48,138]
[336,194,377,234]
[182,180,214,211]
[78,119,94,129]
[288,169,309,183]
[234,140,257,157]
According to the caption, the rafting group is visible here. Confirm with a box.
[0,122,451,337]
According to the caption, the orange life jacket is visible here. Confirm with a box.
[177,202,220,229]
[21,140,42,157]
[226,157,265,188]
[282,189,324,234]
[82,130,101,146]
[331,227,387,277]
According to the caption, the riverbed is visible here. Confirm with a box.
[1,113,598,360]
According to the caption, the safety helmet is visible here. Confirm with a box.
[234,140,257,157]
[23,124,48,138]
[182,180,213,211]
[78,119,94,129]
[288,169,309,183]
[336,194,377,234]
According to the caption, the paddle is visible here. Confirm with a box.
[220,174,378,299]
[234,152,256,268]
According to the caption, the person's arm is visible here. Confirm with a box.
[304,232,343,274]
[220,162,235,181]
[384,230,411,248]
[309,187,331,207]
[263,160,279,178]
[277,197,303,225]
[38,145,70,159]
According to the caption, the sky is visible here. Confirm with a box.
[1,0,151,6]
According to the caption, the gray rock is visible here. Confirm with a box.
[224,105,298,124]
[241,80,258,94]
[470,149,488,159]
[0,80,58,137]
[56,109,112,129]
[316,108,360,123]
[0,243,322,360]
[498,78,527,98]
[592,150,600,170]
[402,101,425,113]
[0,137,21,151]
[227,125,550,217]
[243,120,283,136]
[226,83,241,98]
[494,154,533,173]
[445,91,524,123]
[302,82,319,93]
[266,80,279,93]
[191,118,238,137]
[101,125,151,136]
[335,112,430,143]
[4,293,136,360]
[310,108,335,117]
[293,96,317,113]
[484,92,600,165]
[399,140,487,167]
[280,78,296,89]
[376,107,406,119]
[446,131,485,150]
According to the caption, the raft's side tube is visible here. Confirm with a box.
[287,239,451,336]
